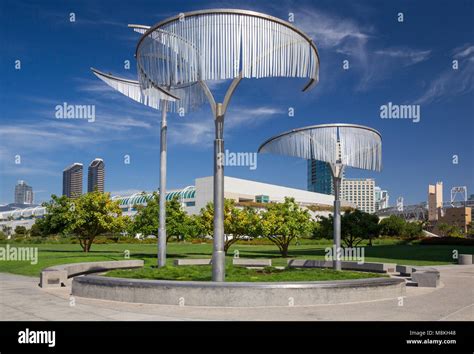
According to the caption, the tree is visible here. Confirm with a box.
[404,222,423,238]
[179,214,203,241]
[312,215,333,239]
[130,193,189,241]
[29,222,45,237]
[67,191,127,252]
[199,199,258,253]
[165,197,188,241]
[379,215,406,237]
[437,223,452,237]
[260,197,312,257]
[37,194,74,236]
[14,225,28,237]
[341,209,380,247]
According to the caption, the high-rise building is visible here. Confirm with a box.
[374,186,389,211]
[428,182,443,221]
[88,158,105,193]
[63,163,83,198]
[341,178,376,213]
[307,160,344,195]
[14,180,33,204]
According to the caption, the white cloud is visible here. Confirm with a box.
[374,49,432,65]
[415,44,474,104]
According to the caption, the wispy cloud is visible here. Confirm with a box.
[374,49,432,66]
[415,44,474,104]
[168,106,283,146]
[296,7,431,91]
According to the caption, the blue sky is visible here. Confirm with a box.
[0,0,473,206]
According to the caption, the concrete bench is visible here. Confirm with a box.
[458,254,473,265]
[341,261,396,273]
[40,260,144,288]
[411,268,440,288]
[287,259,333,268]
[40,269,68,288]
[287,259,395,273]
[173,259,212,266]
[396,265,415,276]
[232,258,272,268]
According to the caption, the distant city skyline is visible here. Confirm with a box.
[14,180,33,205]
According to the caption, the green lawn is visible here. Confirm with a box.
[0,240,471,277]
[106,265,385,282]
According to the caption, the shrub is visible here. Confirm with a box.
[379,216,405,237]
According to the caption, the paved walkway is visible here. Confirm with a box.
[0,265,473,321]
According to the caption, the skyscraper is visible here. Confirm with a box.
[428,182,443,221]
[63,163,83,199]
[88,158,105,193]
[14,180,33,204]
[374,186,390,211]
[341,178,376,213]
[307,160,346,195]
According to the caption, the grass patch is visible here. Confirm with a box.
[0,241,471,277]
[105,265,386,282]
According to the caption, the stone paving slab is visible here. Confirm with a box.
[0,265,473,321]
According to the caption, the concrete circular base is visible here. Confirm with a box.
[72,275,406,307]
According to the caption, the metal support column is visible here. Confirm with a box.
[332,175,342,270]
[158,100,168,267]
[200,74,242,282]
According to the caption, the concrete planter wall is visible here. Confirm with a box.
[72,275,405,307]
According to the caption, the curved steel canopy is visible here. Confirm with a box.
[136,8,320,92]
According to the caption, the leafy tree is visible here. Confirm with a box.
[37,194,74,236]
[179,214,204,241]
[29,222,45,237]
[437,223,452,237]
[312,215,333,239]
[199,199,258,253]
[260,197,312,257]
[166,197,188,241]
[67,191,127,252]
[341,209,380,247]
[379,215,406,237]
[128,193,158,237]
[14,225,28,237]
[404,222,423,238]
[130,193,190,241]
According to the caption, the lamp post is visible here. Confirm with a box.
[258,123,382,270]
[135,9,321,281]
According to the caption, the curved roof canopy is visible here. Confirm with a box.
[258,123,382,172]
[136,9,320,92]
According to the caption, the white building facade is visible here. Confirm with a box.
[341,178,376,213]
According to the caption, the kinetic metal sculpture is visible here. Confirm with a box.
[92,24,205,268]
[135,9,320,281]
[258,124,382,270]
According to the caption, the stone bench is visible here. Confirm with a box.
[396,265,415,276]
[458,254,473,265]
[411,268,440,288]
[40,260,144,288]
[173,259,212,266]
[287,259,395,273]
[232,258,272,268]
